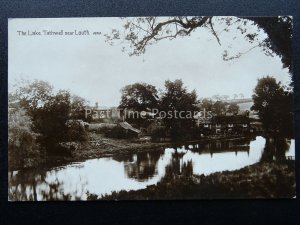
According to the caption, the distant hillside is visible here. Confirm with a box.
[226,98,253,112]
[238,101,254,112]
[226,98,252,104]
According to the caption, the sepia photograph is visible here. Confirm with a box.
[8,16,295,201]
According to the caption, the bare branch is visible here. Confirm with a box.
[133,17,210,54]
[223,40,267,61]
[209,17,221,46]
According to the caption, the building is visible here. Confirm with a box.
[198,115,251,135]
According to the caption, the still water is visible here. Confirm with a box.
[8,136,295,201]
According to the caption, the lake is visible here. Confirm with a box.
[8,136,295,201]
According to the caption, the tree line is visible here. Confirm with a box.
[119,79,244,140]
[8,75,294,169]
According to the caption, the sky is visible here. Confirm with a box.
[8,17,292,107]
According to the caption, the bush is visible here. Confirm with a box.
[151,127,167,142]
[8,108,43,170]
[105,126,137,139]
[97,126,112,134]
[66,121,88,142]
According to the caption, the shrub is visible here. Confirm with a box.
[66,120,88,142]
[151,127,167,142]
[8,108,43,170]
[105,126,137,139]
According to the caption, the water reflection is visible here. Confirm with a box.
[8,169,79,201]
[8,136,295,201]
[184,138,251,155]
[112,148,164,181]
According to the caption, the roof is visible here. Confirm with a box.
[211,115,250,124]
[119,122,141,133]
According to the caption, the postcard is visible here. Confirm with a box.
[8,17,295,200]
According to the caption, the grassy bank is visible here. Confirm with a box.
[71,132,171,159]
[86,161,296,200]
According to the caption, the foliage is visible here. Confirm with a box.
[198,98,242,117]
[150,127,167,142]
[105,126,137,139]
[66,121,88,142]
[160,79,198,140]
[251,76,294,137]
[260,137,291,162]
[98,162,295,200]
[105,16,292,73]
[10,80,88,156]
[248,17,293,72]
[8,108,43,170]
[120,82,159,110]
[119,82,159,126]
[227,103,240,115]
[17,79,54,111]
[70,94,89,121]
[200,99,214,112]
[31,90,72,151]
[212,101,227,116]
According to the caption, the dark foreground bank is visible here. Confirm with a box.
[86,161,296,200]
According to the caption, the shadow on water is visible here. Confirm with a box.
[8,136,295,201]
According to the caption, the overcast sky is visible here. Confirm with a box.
[8,17,292,107]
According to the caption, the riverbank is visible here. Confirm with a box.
[9,132,254,171]
[86,161,296,200]
[61,132,253,164]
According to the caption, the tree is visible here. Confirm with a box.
[200,99,214,112]
[160,79,198,140]
[212,101,227,116]
[16,80,53,114]
[105,16,292,73]
[222,95,230,101]
[120,83,159,110]
[35,90,72,151]
[11,80,87,155]
[251,76,294,137]
[119,82,159,127]
[212,94,222,101]
[8,107,42,170]
[70,94,89,121]
[249,17,292,72]
[227,103,240,115]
